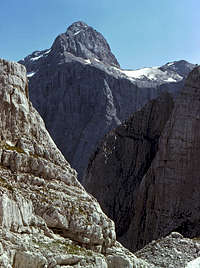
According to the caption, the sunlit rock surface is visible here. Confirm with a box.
[0,58,151,268]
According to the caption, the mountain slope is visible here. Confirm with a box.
[19,21,195,180]
[84,66,200,252]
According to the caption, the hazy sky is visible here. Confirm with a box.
[1,0,199,69]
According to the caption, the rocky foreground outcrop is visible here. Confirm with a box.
[19,21,195,180]
[85,66,200,252]
[0,59,152,267]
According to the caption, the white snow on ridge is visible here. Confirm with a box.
[166,62,175,66]
[94,58,101,63]
[121,67,161,80]
[121,67,162,80]
[115,66,182,83]
[74,30,82,36]
[83,59,91,64]
[164,77,177,82]
[27,71,36,78]
[30,49,51,61]
[44,49,51,54]
[30,55,43,61]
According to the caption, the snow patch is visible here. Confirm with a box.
[30,55,43,61]
[164,77,177,82]
[44,49,51,54]
[94,58,101,63]
[167,62,174,66]
[74,30,82,36]
[30,49,51,61]
[83,59,91,64]
[116,66,182,83]
[121,67,163,80]
[27,71,36,78]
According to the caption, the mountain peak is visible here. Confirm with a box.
[52,21,120,67]
[159,60,196,77]
[66,21,89,35]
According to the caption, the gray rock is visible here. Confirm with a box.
[159,59,196,77]
[13,251,47,268]
[107,255,133,268]
[84,92,174,242]
[85,66,200,253]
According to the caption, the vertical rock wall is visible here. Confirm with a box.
[85,66,200,252]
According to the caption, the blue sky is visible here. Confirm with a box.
[0,0,199,69]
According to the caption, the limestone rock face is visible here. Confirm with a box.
[19,21,195,180]
[84,92,174,240]
[85,66,200,252]
[0,58,151,268]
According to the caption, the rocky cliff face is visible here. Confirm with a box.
[84,66,200,252]
[127,66,200,250]
[19,21,195,180]
[84,92,174,240]
[0,58,152,268]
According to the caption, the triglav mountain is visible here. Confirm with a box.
[19,21,195,181]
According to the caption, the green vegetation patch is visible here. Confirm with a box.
[34,239,93,256]
[30,152,40,159]
[3,143,25,154]
[0,177,13,192]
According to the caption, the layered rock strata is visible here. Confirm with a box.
[19,21,195,180]
[85,66,200,252]
[0,58,150,267]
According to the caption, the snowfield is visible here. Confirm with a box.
[119,66,182,83]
